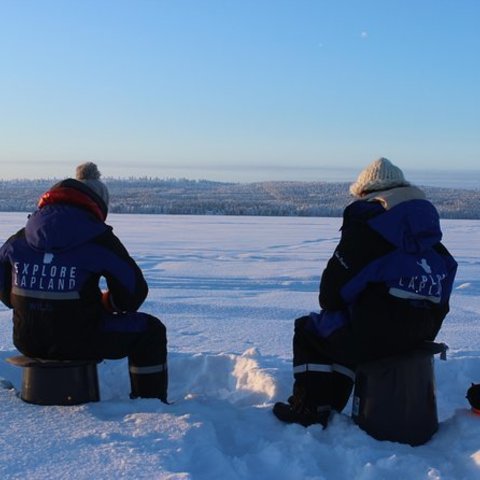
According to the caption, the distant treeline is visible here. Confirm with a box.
[0,177,479,219]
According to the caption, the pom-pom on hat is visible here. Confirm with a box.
[349,157,410,198]
[76,162,109,209]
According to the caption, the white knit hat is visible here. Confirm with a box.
[75,162,109,207]
[349,157,410,198]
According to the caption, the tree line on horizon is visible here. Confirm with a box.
[0,177,478,219]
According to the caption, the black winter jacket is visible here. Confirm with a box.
[310,186,457,360]
[0,180,148,359]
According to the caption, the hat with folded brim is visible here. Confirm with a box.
[350,157,410,198]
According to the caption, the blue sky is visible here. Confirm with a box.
[0,0,479,182]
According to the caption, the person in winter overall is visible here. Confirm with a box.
[0,163,169,403]
[273,157,457,427]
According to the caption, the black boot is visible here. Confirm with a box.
[130,369,169,404]
[273,396,330,428]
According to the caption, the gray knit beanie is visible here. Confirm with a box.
[349,157,410,198]
[75,162,109,207]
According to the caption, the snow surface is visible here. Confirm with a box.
[1,212,480,480]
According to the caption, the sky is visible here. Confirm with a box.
[0,0,479,182]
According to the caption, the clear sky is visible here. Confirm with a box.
[1,0,479,182]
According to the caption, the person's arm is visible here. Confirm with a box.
[319,201,391,310]
[94,229,148,313]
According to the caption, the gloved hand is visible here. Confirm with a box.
[101,290,119,313]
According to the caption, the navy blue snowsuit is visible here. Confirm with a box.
[291,186,457,413]
[0,179,168,401]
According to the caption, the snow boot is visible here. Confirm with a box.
[273,401,330,428]
[129,368,168,404]
[273,390,330,428]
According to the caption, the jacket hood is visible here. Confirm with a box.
[366,188,442,254]
[39,178,108,221]
[25,204,109,252]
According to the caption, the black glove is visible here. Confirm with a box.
[466,383,480,411]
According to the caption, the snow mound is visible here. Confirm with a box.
[95,348,277,407]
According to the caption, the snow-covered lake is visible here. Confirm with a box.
[1,212,479,479]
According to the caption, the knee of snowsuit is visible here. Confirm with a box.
[98,312,168,401]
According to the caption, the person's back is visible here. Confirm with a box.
[319,181,456,361]
[273,157,458,427]
[0,163,169,402]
